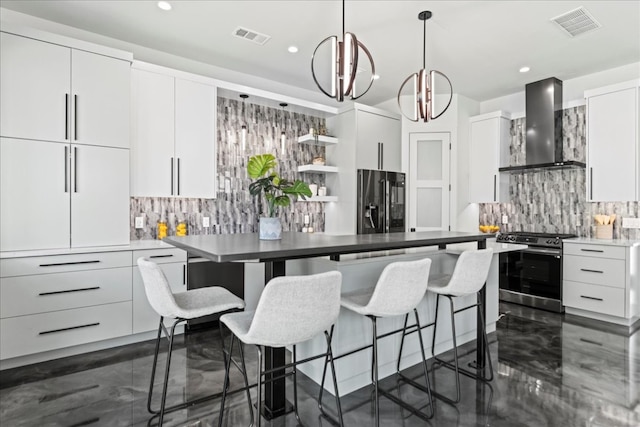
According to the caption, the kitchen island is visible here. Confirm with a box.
[164,230,493,417]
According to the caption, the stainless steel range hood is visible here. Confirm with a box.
[499,77,585,173]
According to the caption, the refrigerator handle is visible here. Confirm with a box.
[385,179,390,232]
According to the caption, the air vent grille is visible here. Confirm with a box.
[551,7,601,37]
[233,27,271,45]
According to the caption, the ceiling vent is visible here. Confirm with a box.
[232,27,271,45]
[551,7,601,37]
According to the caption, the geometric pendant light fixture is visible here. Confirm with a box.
[311,0,375,102]
[279,102,287,151]
[397,11,453,122]
[240,94,249,151]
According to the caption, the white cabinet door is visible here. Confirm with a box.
[71,145,129,247]
[0,32,70,143]
[71,50,130,149]
[133,263,186,334]
[468,113,510,203]
[130,69,175,197]
[174,78,217,198]
[587,86,638,201]
[1,138,70,251]
[355,110,401,171]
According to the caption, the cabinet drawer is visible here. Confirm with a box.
[0,251,132,277]
[563,280,625,317]
[563,243,625,259]
[1,267,132,318]
[563,255,625,288]
[132,248,186,265]
[0,301,132,359]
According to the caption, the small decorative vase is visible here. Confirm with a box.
[259,217,282,240]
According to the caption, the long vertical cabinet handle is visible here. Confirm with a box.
[385,179,390,232]
[377,143,382,169]
[64,146,69,193]
[170,157,174,195]
[65,94,69,140]
[590,168,593,200]
[177,158,181,196]
[494,175,497,201]
[380,143,384,170]
[73,95,78,141]
[73,147,78,192]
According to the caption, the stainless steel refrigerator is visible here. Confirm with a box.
[357,169,406,234]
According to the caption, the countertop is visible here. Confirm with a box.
[0,240,178,259]
[564,237,640,247]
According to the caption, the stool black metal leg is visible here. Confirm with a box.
[431,295,441,356]
[447,295,462,404]
[413,309,435,417]
[325,327,345,427]
[292,345,303,426]
[477,301,494,381]
[256,346,263,427]
[158,321,179,426]
[370,316,380,427]
[217,331,234,427]
[236,338,255,426]
[147,317,164,415]
[396,313,410,373]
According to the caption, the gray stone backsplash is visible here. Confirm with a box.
[480,105,640,239]
[131,97,327,240]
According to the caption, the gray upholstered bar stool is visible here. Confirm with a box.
[320,258,434,426]
[427,248,494,404]
[137,257,246,427]
[218,271,344,427]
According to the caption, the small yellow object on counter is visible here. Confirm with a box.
[157,221,168,240]
[479,225,500,233]
[176,222,188,236]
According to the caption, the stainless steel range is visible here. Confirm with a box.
[496,231,576,313]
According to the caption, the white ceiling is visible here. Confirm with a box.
[1,1,639,107]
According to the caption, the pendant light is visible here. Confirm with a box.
[397,11,453,122]
[279,103,288,152]
[240,94,248,151]
[311,0,375,102]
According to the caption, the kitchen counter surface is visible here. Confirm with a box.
[0,240,176,259]
[564,237,640,247]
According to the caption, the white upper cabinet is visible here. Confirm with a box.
[131,66,217,198]
[355,109,401,172]
[1,32,70,143]
[71,50,130,148]
[586,80,639,202]
[0,31,130,149]
[468,111,511,203]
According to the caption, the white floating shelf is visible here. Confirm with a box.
[297,164,339,173]
[297,133,338,146]
[296,196,338,203]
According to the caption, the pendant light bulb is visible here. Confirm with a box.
[311,0,376,102]
[397,11,453,123]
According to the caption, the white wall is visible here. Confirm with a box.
[480,62,640,117]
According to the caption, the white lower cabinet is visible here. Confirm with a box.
[132,248,187,334]
[0,246,188,363]
[563,240,639,323]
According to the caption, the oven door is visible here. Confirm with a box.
[499,247,562,300]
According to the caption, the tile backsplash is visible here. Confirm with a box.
[479,105,640,239]
[131,97,328,240]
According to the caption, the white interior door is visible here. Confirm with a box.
[409,132,450,231]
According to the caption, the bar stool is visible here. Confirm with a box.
[320,258,434,426]
[218,271,344,427]
[137,257,247,427]
[428,248,494,404]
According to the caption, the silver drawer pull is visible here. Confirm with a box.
[39,286,100,296]
[579,338,603,346]
[39,322,100,335]
[39,260,100,267]
[580,295,604,302]
[580,249,604,253]
[580,268,603,274]
[149,254,174,259]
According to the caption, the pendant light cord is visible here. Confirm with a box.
[342,0,345,35]
[423,16,426,69]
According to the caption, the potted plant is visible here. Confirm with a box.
[247,153,312,239]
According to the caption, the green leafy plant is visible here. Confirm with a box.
[247,154,312,217]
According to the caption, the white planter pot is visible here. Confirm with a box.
[259,217,282,240]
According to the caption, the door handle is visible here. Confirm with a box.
[380,142,384,170]
[170,157,174,195]
[580,268,603,274]
[177,158,181,195]
[590,167,593,200]
[493,175,497,201]
[73,94,78,141]
[73,146,78,192]
[65,94,69,140]
[385,180,390,232]
[64,146,69,193]
[377,143,382,169]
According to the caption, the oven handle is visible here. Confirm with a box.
[521,247,562,257]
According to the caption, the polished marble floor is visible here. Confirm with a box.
[1,303,639,427]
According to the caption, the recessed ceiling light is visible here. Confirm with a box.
[287,46,298,53]
[519,66,530,73]
[157,1,172,11]
[373,74,380,80]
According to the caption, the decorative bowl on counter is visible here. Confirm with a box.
[312,156,326,165]
[479,225,500,233]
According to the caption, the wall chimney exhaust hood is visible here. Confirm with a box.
[499,77,585,173]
